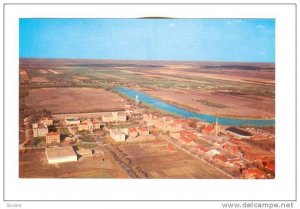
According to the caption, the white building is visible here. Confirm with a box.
[40,117,53,126]
[45,146,77,164]
[102,112,127,123]
[78,119,94,132]
[32,123,48,137]
[110,129,126,142]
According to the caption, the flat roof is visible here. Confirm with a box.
[46,146,77,159]
[65,117,80,121]
[110,129,124,135]
[226,127,252,136]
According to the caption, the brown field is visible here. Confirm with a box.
[19,149,127,178]
[20,58,274,119]
[143,88,274,119]
[25,87,125,114]
[118,141,229,179]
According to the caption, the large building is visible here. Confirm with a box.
[78,119,94,132]
[102,112,127,123]
[32,123,48,137]
[45,146,77,164]
[65,117,81,126]
[110,129,126,142]
[46,132,60,144]
[226,127,253,139]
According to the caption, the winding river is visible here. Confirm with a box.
[114,87,275,127]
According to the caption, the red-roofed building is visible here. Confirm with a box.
[223,142,240,155]
[202,125,215,135]
[128,127,138,138]
[242,168,266,179]
[180,136,191,144]
[265,161,275,173]
[164,145,176,152]
[197,145,209,153]
[138,127,149,135]
[214,154,228,164]
[180,130,197,141]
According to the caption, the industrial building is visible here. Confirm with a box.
[65,117,81,125]
[45,146,77,164]
[225,127,252,139]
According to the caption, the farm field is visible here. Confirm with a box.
[19,149,127,178]
[25,87,125,114]
[20,58,275,119]
[118,141,229,179]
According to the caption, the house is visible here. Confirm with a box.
[202,125,215,135]
[110,129,126,142]
[138,127,149,135]
[45,146,77,164]
[46,132,60,144]
[242,168,266,179]
[65,117,80,126]
[223,142,240,155]
[92,120,101,130]
[32,123,48,137]
[214,154,228,164]
[40,117,53,126]
[196,145,209,154]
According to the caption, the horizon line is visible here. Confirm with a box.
[19,57,275,64]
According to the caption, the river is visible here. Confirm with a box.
[114,87,275,127]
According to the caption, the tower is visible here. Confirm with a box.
[215,117,219,136]
[135,95,139,108]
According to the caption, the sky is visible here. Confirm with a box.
[19,18,275,63]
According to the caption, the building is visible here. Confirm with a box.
[128,127,138,138]
[226,127,252,139]
[214,154,228,164]
[40,117,53,126]
[78,119,93,132]
[137,127,149,135]
[46,132,60,144]
[202,125,215,135]
[110,129,126,142]
[102,112,127,123]
[45,146,77,164]
[242,168,266,179]
[65,117,80,126]
[196,145,209,154]
[92,120,101,130]
[32,123,48,137]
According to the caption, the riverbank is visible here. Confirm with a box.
[114,86,275,127]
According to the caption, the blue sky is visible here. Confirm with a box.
[19,18,275,62]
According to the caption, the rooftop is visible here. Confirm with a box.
[46,146,77,159]
[46,132,60,137]
[226,127,252,136]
